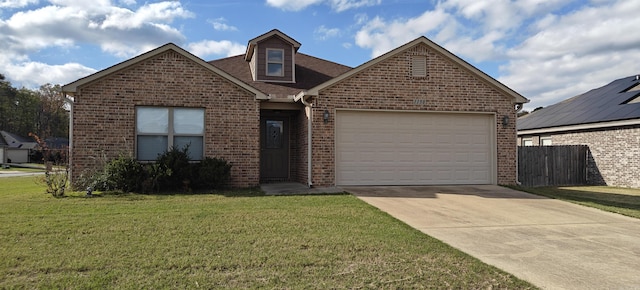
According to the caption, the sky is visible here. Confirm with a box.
[1,0,639,111]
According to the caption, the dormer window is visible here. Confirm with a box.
[266,49,284,76]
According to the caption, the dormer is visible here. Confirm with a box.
[245,29,301,83]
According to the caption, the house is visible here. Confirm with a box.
[0,130,38,163]
[0,133,6,165]
[62,29,528,188]
[517,75,640,188]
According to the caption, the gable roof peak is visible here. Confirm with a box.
[244,29,301,61]
[300,35,528,105]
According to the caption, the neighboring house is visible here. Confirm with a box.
[63,29,528,188]
[0,133,6,164]
[518,75,640,188]
[0,130,38,163]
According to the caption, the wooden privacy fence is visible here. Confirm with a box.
[518,145,588,187]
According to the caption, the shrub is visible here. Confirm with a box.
[194,157,232,190]
[103,156,144,192]
[155,146,193,191]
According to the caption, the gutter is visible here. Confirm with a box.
[515,103,524,186]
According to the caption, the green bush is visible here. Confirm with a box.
[155,146,193,192]
[82,147,233,193]
[102,155,144,193]
[194,157,232,190]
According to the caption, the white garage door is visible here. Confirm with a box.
[335,110,494,186]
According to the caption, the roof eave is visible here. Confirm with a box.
[518,118,640,135]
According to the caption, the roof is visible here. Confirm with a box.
[244,29,302,61]
[518,75,640,134]
[210,53,352,98]
[62,43,267,99]
[0,131,37,149]
[298,36,529,105]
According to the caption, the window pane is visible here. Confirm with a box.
[137,135,168,160]
[267,49,283,62]
[267,63,283,76]
[174,136,203,160]
[137,107,168,134]
[174,108,204,134]
[265,120,283,149]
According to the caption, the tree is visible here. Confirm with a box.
[0,74,69,139]
[36,84,69,138]
[0,77,40,136]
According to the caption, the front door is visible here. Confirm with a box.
[260,117,289,182]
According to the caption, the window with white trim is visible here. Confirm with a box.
[136,107,204,161]
[522,138,533,146]
[266,48,284,76]
[541,137,552,146]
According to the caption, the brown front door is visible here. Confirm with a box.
[260,117,289,182]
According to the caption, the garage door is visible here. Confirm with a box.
[335,110,494,185]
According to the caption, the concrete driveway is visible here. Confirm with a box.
[345,185,640,289]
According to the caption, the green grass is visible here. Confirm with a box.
[512,186,640,219]
[1,177,533,289]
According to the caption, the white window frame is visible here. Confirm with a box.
[266,48,284,77]
[522,138,533,146]
[540,136,552,146]
[135,106,205,161]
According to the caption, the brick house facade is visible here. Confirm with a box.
[64,29,528,189]
[518,75,640,188]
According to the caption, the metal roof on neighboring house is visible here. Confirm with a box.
[518,75,640,132]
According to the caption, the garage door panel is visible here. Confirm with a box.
[336,110,494,186]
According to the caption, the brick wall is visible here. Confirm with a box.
[551,126,640,188]
[310,43,518,186]
[71,50,261,188]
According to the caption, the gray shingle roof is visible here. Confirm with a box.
[518,75,640,130]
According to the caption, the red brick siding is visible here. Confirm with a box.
[549,126,640,188]
[310,43,517,186]
[71,50,260,188]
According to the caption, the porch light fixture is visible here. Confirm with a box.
[502,115,509,127]
[323,109,330,123]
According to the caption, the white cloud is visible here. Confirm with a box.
[0,0,38,8]
[5,61,97,88]
[186,40,246,59]
[314,25,340,40]
[208,18,237,31]
[0,1,194,86]
[355,9,451,58]
[499,0,640,110]
[266,0,380,12]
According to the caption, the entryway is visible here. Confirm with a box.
[260,109,298,183]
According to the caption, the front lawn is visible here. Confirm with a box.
[0,176,533,288]
[512,186,640,219]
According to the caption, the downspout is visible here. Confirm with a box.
[514,103,524,185]
[300,95,313,188]
[64,95,74,185]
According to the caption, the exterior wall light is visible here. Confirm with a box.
[502,115,510,127]
[323,109,330,123]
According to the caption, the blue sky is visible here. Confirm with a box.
[1,0,639,111]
